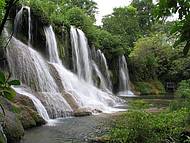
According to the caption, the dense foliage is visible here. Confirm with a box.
[175,80,190,99]
[0,0,5,22]
[154,0,190,55]
[109,109,190,143]
[0,71,20,100]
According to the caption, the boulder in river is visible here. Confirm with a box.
[73,108,93,117]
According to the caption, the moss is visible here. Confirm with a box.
[18,106,45,129]
[11,105,21,114]
[4,111,24,143]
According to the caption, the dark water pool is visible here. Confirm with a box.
[20,114,113,143]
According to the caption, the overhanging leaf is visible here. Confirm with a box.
[8,80,21,86]
[0,71,5,84]
[2,88,16,100]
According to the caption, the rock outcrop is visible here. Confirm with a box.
[0,94,46,143]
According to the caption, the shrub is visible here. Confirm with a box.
[109,109,189,143]
[175,80,190,99]
[169,99,190,111]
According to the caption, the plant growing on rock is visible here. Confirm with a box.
[0,71,20,115]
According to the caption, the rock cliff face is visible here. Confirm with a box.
[0,95,45,143]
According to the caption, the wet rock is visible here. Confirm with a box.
[0,95,45,142]
[28,109,46,126]
[18,106,45,129]
[13,93,46,128]
[89,136,110,143]
[73,108,92,117]
[48,63,65,91]
[0,97,15,112]
[13,94,36,111]
[4,111,24,143]
[63,92,79,110]
[0,125,7,143]
[19,108,36,129]
[92,109,102,114]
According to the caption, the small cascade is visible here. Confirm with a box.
[14,6,32,45]
[92,60,111,93]
[96,50,112,91]
[13,86,50,122]
[70,26,92,83]
[118,55,134,97]
[44,26,123,113]
[44,26,61,64]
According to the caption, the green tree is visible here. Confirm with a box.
[0,0,5,22]
[58,0,97,21]
[154,0,190,55]
[129,33,174,81]
[103,6,140,51]
[131,0,155,34]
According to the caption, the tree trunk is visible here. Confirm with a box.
[0,0,19,36]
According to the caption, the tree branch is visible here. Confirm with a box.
[0,0,20,36]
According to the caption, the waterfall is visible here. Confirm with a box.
[118,55,134,97]
[6,36,72,118]
[6,5,125,119]
[44,26,61,64]
[14,6,32,45]
[44,26,123,113]
[70,26,92,83]
[92,60,111,93]
[70,27,112,92]
[12,86,50,122]
[96,50,112,91]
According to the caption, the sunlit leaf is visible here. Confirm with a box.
[3,88,16,100]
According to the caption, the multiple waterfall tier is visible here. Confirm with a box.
[6,6,134,121]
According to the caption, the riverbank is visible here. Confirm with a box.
[20,113,121,143]
[20,97,173,143]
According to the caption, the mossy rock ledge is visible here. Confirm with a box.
[0,94,46,143]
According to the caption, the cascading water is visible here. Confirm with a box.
[95,49,112,91]
[118,55,134,97]
[14,6,32,45]
[44,26,123,113]
[44,26,61,64]
[92,60,111,93]
[12,86,50,121]
[7,5,124,119]
[6,7,72,119]
[70,27,112,92]
[6,36,72,118]
[70,26,92,83]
